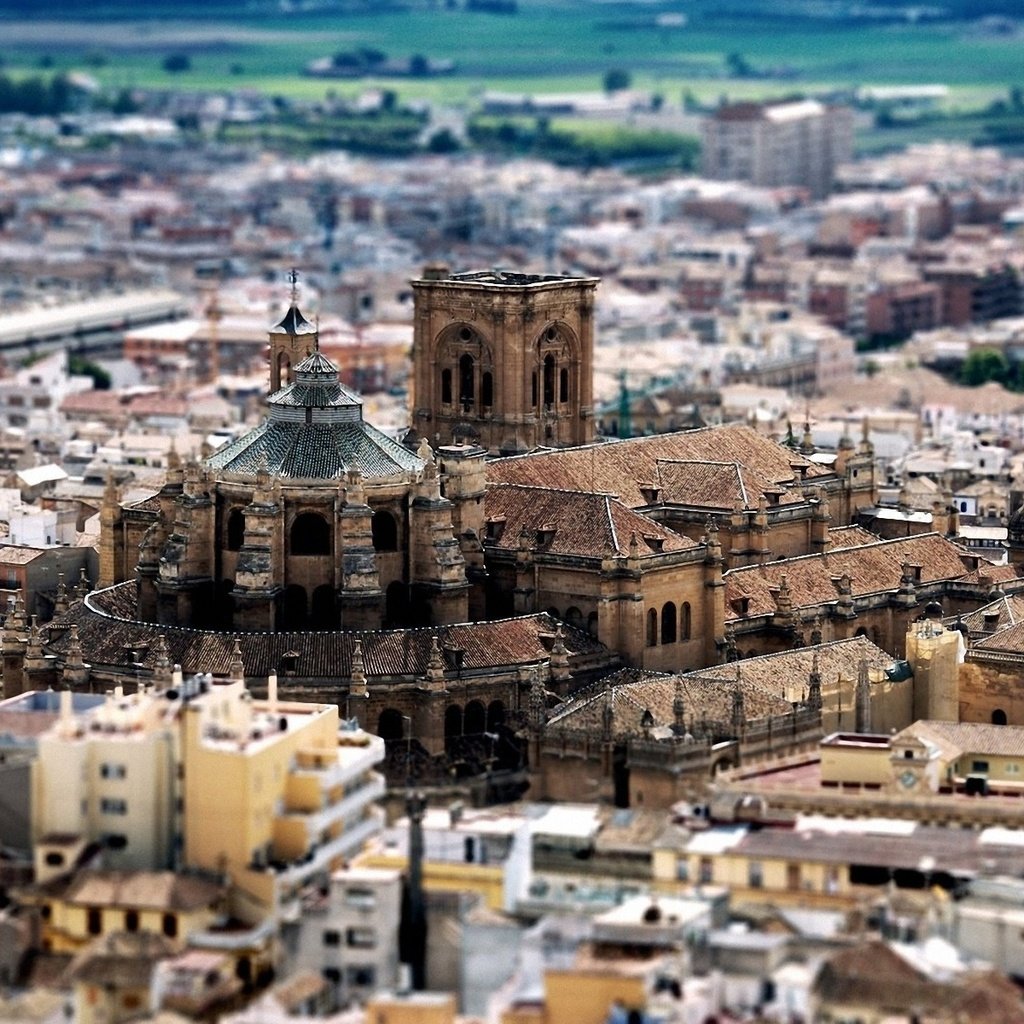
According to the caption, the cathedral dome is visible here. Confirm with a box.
[206,339,423,482]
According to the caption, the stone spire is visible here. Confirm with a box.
[673,677,686,729]
[62,625,89,688]
[75,567,91,599]
[548,624,570,685]
[807,650,822,711]
[152,634,172,689]
[424,636,446,690]
[855,658,871,733]
[731,665,745,732]
[54,571,69,616]
[810,612,823,647]
[229,637,245,682]
[350,639,368,698]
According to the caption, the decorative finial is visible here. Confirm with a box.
[288,267,299,305]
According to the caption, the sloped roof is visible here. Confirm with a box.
[654,459,802,510]
[724,533,972,620]
[484,484,697,558]
[45,585,610,682]
[487,424,829,508]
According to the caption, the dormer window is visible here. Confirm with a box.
[485,516,507,542]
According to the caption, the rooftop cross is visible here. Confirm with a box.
[288,267,299,305]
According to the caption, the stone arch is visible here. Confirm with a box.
[377,708,405,741]
[226,508,245,551]
[661,602,677,644]
[487,700,505,731]
[464,700,486,735]
[445,704,463,743]
[534,321,581,411]
[371,509,399,552]
[435,322,493,414]
[992,708,1008,726]
[855,626,869,638]
[282,585,307,630]
[565,606,583,629]
[310,585,337,630]
[681,601,692,641]
[587,611,599,636]
[291,512,331,556]
[385,581,410,626]
[277,351,291,387]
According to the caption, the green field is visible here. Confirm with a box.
[1,1,1020,110]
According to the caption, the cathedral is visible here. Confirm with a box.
[4,266,1015,797]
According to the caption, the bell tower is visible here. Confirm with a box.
[411,266,599,455]
[269,269,318,393]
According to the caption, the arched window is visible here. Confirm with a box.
[487,700,505,731]
[291,512,330,556]
[587,611,599,636]
[559,367,569,404]
[311,585,337,630]
[661,602,677,644]
[681,602,692,641]
[543,354,555,406]
[377,708,405,741]
[441,368,452,405]
[481,371,493,407]
[459,354,474,406]
[277,351,291,387]
[282,585,307,630]
[531,372,538,407]
[444,705,463,743]
[647,609,658,647]
[226,508,245,551]
[464,701,486,735]
[371,509,398,551]
[565,606,583,628]
[992,708,1008,726]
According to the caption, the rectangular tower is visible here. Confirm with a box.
[411,267,599,455]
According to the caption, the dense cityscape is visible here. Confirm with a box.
[3,2,1024,1022]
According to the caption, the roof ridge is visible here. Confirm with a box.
[487,481,619,498]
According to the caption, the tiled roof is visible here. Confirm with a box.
[204,419,422,482]
[693,636,894,702]
[901,719,1024,759]
[725,533,972,620]
[548,668,792,738]
[484,484,697,558]
[830,524,882,546]
[487,424,829,508]
[270,304,316,335]
[951,593,1024,636]
[0,545,47,565]
[62,871,223,912]
[654,460,801,510]
[46,585,608,681]
[973,619,1024,654]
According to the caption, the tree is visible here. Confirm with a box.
[725,52,752,78]
[162,53,191,74]
[961,347,1010,387]
[409,54,430,77]
[427,128,460,153]
[603,68,631,94]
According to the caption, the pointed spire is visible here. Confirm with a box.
[808,649,822,711]
[810,612,823,647]
[799,416,815,455]
[63,624,89,687]
[75,567,91,599]
[54,571,69,615]
[731,666,745,731]
[855,658,871,733]
[529,666,547,735]
[673,676,685,728]
[549,623,570,684]
[153,634,172,688]
[288,266,299,306]
[350,639,368,698]
[425,636,446,689]
[229,637,245,682]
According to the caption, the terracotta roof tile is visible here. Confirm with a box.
[488,424,828,508]
[654,460,801,510]
[46,585,610,682]
[725,533,972,620]
[484,484,697,558]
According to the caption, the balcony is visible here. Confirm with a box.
[276,808,384,886]
[279,773,385,842]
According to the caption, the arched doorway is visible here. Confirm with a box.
[281,585,307,630]
[291,512,331,556]
[372,510,398,551]
[226,508,245,551]
[377,708,405,741]
[310,585,337,630]
[464,701,486,736]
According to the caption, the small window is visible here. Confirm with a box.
[698,857,713,884]
[559,367,568,404]
[44,851,64,867]
[748,862,764,889]
[346,927,376,949]
[972,760,990,773]
[125,909,139,933]
[441,368,452,405]
[100,798,127,815]
[347,966,376,987]
[162,913,178,938]
[87,907,102,936]
[323,929,341,947]
[482,371,493,407]
[646,608,658,647]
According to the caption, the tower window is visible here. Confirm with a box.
[543,354,555,406]
[482,372,493,408]
[371,510,398,551]
[291,512,331,556]
[559,367,568,404]
[459,354,475,407]
[531,372,538,408]
[226,508,245,552]
[441,368,452,405]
